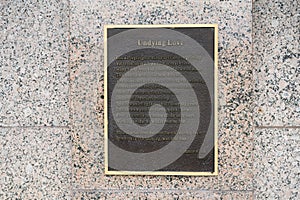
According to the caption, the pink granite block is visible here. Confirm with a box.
[254,128,300,199]
[214,191,254,200]
[0,128,71,199]
[253,0,299,126]
[72,190,213,200]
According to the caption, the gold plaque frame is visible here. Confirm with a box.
[104,24,218,176]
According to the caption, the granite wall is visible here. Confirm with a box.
[0,0,299,199]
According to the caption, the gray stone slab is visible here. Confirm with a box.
[0,127,71,199]
[0,0,69,126]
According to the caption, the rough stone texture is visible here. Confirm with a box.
[253,0,300,126]
[216,0,253,190]
[252,1,300,198]
[0,128,71,199]
[70,0,253,192]
[0,0,69,126]
[214,191,254,200]
[72,190,213,200]
[254,128,300,200]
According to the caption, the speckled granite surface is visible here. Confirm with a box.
[1,0,299,199]
[254,128,299,199]
[0,128,71,199]
[214,191,254,200]
[253,0,299,126]
[72,190,255,200]
[0,0,70,126]
[72,190,213,200]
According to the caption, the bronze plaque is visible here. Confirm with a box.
[104,24,218,175]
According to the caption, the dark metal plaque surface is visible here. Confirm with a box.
[104,24,218,175]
